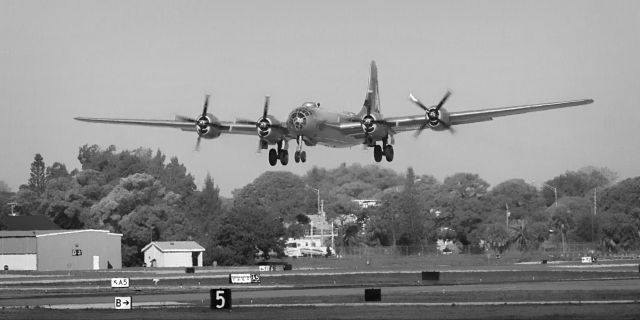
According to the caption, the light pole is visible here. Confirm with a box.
[7,202,18,216]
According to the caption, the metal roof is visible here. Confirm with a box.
[1,215,61,231]
[0,229,123,238]
[141,241,205,253]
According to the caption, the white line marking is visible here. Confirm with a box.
[238,300,640,308]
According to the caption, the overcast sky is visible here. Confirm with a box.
[1,0,639,197]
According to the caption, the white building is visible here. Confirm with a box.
[0,229,122,271]
[141,241,204,268]
[352,199,380,209]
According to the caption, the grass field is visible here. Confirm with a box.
[2,254,640,319]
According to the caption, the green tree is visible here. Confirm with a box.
[187,174,224,265]
[28,154,46,194]
[211,206,285,265]
[483,223,509,254]
[232,171,315,222]
[435,173,492,245]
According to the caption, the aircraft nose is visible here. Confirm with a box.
[289,111,308,131]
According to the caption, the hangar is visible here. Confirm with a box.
[0,229,122,271]
[142,241,204,268]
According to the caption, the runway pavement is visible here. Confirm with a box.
[1,260,640,319]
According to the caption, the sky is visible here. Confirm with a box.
[1,0,639,197]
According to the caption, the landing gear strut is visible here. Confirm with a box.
[294,135,307,163]
[372,138,394,162]
[268,139,289,166]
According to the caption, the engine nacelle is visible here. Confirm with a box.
[256,115,285,144]
[426,107,451,131]
[196,114,222,139]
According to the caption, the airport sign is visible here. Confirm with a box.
[111,278,130,288]
[229,273,261,284]
[114,296,132,310]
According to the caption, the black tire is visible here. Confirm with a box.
[294,151,300,163]
[373,145,382,162]
[280,150,289,165]
[268,149,278,166]
[300,151,307,163]
[384,145,394,162]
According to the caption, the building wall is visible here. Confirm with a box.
[0,254,36,270]
[36,231,122,271]
[163,251,194,267]
[143,246,164,267]
[0,236,36,254]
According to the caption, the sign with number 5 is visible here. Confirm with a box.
[210,288,231,309]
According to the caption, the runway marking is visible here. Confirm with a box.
[3,299,637,310]
[238,300,640,308]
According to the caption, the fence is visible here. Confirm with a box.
[335,245,438,257]
[332,242,640,259]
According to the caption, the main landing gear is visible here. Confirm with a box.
[373,139,394,163]
[268,140,289,166]
[294,135,307,163]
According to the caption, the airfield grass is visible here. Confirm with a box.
[4,302,640,320]
[2,253,640,319]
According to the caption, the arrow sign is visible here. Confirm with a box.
[111,278,130,288]
[114,296,132,310]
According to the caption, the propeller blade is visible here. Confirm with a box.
[413,122,429,138]
[263,95,270,119]
[236,118,258,125]
[409,93,428,111]
[176,115,196,123]
[441,120,455,134]
[256,139,263,154]
[195,136,202,151]
[202,94,210,117]
[435,91,451,111]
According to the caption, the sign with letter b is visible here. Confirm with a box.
[210,288,231,309]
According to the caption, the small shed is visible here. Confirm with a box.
[141,241,204,268]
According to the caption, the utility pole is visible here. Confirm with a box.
[7,202,18,216]
[505,204,510,228]
[592,188,597,246]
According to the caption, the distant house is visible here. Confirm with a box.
[141,241,204,268]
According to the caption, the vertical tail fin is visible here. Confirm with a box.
[360,60,380,115]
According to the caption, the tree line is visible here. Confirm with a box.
[1,145,638,266]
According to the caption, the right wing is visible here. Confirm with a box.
[382,98,594,134]
[74,117,257,135]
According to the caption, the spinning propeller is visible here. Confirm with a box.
[175,94,220,151]
[236,95,285,153]
[409,90,454,137]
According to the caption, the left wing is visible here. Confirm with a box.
[73,117,256,134]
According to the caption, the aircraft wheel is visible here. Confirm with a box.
[384,145,394,162]
[280,150,289,165]
[294,151,300,163]
[300,151,307,163]
[268,149,278,166]
[373,145,382,162]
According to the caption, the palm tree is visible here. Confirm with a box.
[509,219,530,251]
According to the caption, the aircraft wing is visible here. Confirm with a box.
[74,117,257,135]
[382,99,594,133]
